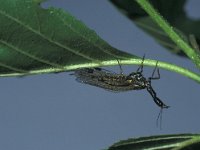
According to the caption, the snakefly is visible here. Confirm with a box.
[72,56,169,128]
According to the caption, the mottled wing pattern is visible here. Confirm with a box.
[73,66,170,110]
[74,68,119,92]
[74,68,107,85]
[74,68,144,92]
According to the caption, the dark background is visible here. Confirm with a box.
[0,0,200,150]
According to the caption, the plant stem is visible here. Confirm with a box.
[1,58,200,83]
[136,0,200,69]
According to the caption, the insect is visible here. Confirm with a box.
[73,58,169,108]
[72,57,169,128]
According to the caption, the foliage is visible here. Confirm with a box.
[1,0,200,149]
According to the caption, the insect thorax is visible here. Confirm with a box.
[126,72,148,89]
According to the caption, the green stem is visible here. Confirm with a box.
[1,58,200,83]
[136,0,200,69]
[113,59,200,83]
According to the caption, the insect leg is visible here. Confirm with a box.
[149,61,160,80]
[117,59,124,75]
[136,54,145,73]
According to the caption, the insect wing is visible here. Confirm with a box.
[74,68,106,85]
[74,68,123,92]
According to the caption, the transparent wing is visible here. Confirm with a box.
[73,68,123,92]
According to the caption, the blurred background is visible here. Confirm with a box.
[0,0,200,150]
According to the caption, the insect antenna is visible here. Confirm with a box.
[147,85,169,129]
[146,62,169,129]
[156,107,163,129]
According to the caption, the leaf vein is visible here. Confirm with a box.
[0,40,63,68]
[0,9,95,61]
[0,61,27,73]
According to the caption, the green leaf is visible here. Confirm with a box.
[107,134,200,150]
[109,0,200,58]
[0,0,200,83]
[0,0,134,77]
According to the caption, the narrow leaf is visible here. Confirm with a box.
[0,0,134,77]
[107,134,200,150]
[110,0,200,58]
